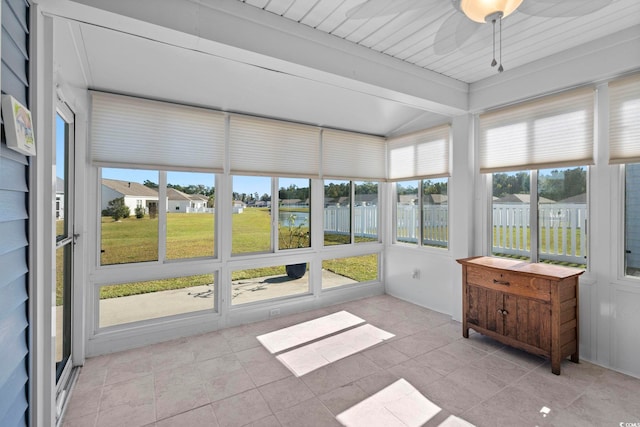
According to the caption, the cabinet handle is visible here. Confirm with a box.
[497,309,504,314]
[502,309,509,316]
[493,279,510,286]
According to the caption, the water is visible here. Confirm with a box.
[279,211,309,227]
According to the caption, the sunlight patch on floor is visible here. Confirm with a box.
[276,324,394,376]
[337,379,441,427]
[257,311,365,354]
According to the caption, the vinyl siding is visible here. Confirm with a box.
[0,0,30,425]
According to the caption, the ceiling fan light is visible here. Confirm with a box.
[460,0,524,23]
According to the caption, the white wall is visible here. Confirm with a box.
[385,40,640,378]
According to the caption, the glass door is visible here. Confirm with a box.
[55,104,75,405]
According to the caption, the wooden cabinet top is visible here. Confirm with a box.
[457,256,584,281]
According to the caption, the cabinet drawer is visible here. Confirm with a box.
[466,266,551,301]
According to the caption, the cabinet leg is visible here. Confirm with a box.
[551,349,561,375]
[462,320,469,338]
[571,352,579,364]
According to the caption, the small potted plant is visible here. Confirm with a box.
[279,213,310,279]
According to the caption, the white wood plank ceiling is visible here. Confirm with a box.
[236,0,640,83]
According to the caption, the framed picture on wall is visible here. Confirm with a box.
[2,94,36,156]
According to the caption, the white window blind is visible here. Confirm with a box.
[387,125,450,180]
[229,115,321,178]
[322,129,386,180]
[609,73,640,164]
[90,92,226,171]
[479,87,594,173]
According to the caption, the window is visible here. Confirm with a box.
[492,171,531,260]
[278,178,311,251]
[625,163,640,277]
[355,181,379,243]
[324,180,380,246]
[232,176,313,255]
[99,273,216,327]
[396,180,419,245]
[322,254,379,290]
[422,178,448,248]
[481,86,594,268]
[609,73,640,277]
[324,180,351,246]
[101,168,159,265]
[166,171,215,260]
[491,167,587,267]
[396,178,449,248]
[231,264,309,305]
[232,175,271,255]
[388,125,451,248]
[100,169,217,264]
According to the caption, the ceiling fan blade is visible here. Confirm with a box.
[517,0,613,18]
[346,0,432,19]
[434,12,482,55]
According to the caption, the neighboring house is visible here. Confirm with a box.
[167,188,210,212]
[558,193,587,204]
[101,179,159,216]
[280,198,307,208]
[56,177,65,219]
[254,200,270,208]
[355,194,378,206]
[398,194,418,205]
[232,200,245,214]
[424,194,447,205]
[495,194,555,204]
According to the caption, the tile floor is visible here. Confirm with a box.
[62,295,640,427]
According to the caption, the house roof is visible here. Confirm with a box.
[355,194,378,204]
[558,193,587,204]
[102,179,159,197]
[281,199,305,206]
[398,194,418,205]
[425,194,448,205]
[496,194,555,204]
[167,188,209,202]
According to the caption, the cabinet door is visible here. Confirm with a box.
[467,285,504,334]
[503,294,551,353]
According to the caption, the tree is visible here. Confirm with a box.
[493,172,530,198]
[105,197,130,221]
[355,182,378,194]
[143,180,158,189]
[423,179,447,196]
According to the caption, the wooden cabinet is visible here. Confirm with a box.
[457,256,583,375]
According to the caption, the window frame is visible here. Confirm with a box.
[323,179,381,247]
[98,167,218,267]
[487,167,589,268]
[393,178,449,249]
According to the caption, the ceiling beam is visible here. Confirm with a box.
[40,0,469,116]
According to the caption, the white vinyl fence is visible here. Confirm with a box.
[318,203,586,264]
[323,206,379,238]
[493,203,587,265]
[395,205,448,247]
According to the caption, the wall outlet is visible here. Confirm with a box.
[412,269,420,279]
[269,308,281,317]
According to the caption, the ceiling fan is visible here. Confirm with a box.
[347,0,614,72]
